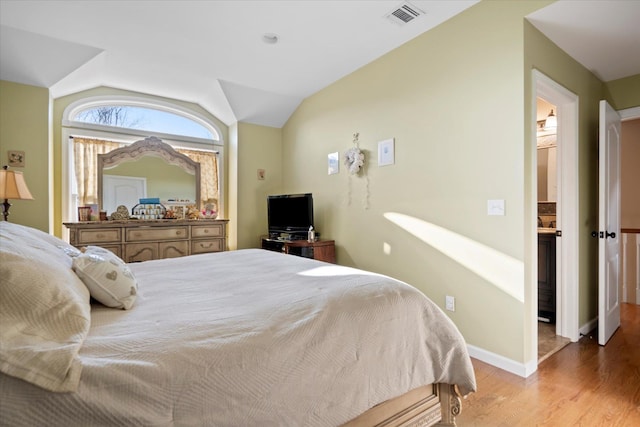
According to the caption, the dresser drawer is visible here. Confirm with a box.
[99,245,122,258]
[77,228,121,244]
[126,226,188,242]
[191,224,224,238]
[124,243,157,263]
[159,241,189,259]
[191,239,224,254]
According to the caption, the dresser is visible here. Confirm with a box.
[64,219,228,263]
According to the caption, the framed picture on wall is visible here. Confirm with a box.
[8,150,25,167]
[377,138,395,166]
[328,152,339,175]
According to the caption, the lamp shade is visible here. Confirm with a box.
[0,168,34,200]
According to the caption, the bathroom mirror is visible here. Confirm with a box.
[98,136,201,214]
[537,133,557,202]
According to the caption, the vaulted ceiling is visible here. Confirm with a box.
[1,1,638,128]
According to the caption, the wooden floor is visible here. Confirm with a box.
[457,303,640,426]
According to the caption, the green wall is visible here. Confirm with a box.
[604,74,640,110]
[0,81,51,231]
[234,122,283,249]
[281,1,554,364]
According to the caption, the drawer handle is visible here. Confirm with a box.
[176,231,182,236]
[200,242,213,248]
[204,229,209,234]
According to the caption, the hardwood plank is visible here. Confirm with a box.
[457,303,640,426]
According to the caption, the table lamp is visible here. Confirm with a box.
[0,165,34,221]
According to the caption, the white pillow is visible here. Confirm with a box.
[73,246,138,309]
[0,222,91,392]
[0,221,81,264]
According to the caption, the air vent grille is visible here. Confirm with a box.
[386,2,425,25]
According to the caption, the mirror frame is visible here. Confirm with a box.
[98,136,201,211]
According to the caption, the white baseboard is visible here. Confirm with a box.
[466,344,537,378]
[579,317,598,338]
[468,317,600,379]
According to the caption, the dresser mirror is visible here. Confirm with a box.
[98,136,201,215]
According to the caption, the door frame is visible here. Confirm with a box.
[532,70,580,350]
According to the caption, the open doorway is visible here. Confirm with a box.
[532,70,580,368]
[536,97,570,362]
[619,110,640,306]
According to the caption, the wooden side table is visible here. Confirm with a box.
[261,237,336,263]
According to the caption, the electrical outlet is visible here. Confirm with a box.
[445,295,455,312]
[487,199,505,216]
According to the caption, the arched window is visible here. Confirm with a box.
[61,96,224,226]
[72,105,216,140]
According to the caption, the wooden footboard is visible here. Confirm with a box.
[342,383,461,427]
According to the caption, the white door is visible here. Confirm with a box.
[598,100,621,346]
[103,175,147,215]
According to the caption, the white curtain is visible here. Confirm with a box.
[176,148,219,207]
[72,137,123,206]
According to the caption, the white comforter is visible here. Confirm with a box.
[0,249,475,426]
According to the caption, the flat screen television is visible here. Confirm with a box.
[267,193,314,237]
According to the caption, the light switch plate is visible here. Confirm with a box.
[445,295,455,312]
[487,199,505,216]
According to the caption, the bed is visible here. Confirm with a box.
[0,222,476,426]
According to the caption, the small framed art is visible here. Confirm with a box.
[377,138,395,166]
[8,150,25,167]
[328,152,339,175]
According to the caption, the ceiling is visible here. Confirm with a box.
[1,1,638,129]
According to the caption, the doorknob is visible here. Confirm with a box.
[591,231,616,239]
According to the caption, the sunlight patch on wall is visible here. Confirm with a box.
[383,242,392,255]
[384,212,524,302]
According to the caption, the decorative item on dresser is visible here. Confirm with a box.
[64,219,228,263]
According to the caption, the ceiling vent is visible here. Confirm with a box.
[385,1,425,25]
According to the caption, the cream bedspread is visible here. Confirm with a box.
[0,249,475,426]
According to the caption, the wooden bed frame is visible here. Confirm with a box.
[343,383,462,427]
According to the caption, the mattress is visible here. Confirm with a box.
[0,248,475,426]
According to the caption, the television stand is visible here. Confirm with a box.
[261,237,336,263]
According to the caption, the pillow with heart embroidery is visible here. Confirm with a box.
[72,246,138,309]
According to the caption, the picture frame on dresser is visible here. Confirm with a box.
[78,207,91,222]
[164,204,186,220]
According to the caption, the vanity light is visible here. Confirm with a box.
[544,109,557,130]
[262,33,279,44]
